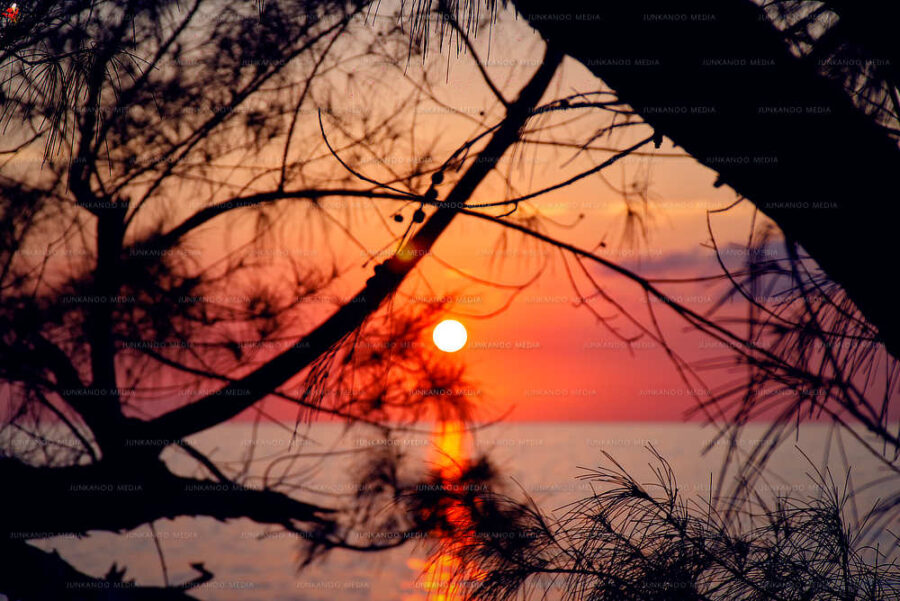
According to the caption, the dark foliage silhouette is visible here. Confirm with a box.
[2,1,900,600]
[418,448,900,601]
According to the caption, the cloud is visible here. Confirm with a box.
[609,241,788,277]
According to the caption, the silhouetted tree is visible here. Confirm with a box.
[3,1,900,599]
[0,1,513,597]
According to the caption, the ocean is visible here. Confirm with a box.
[22,422,899,600]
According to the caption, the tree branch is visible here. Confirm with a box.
[0,539,208,601]
[135,189,411,256]
[1,457,334,540]
[139,44,565,445]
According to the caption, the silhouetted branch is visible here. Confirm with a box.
[137,188,411,256]
[1,457,334,540]
[142,44,565,444]
[511,0,900,358]
[0,539,209,601]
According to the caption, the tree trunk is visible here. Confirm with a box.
[512,0,900,357]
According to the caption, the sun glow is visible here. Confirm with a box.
[407,421,483,601]
[433,320,467,353]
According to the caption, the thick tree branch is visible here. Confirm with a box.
[0,539,208,601]
[140,45,565,445]
[512,0,900,357]
[1,457,333,540]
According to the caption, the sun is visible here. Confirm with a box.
[432,319,467,353]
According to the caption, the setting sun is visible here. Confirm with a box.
[433,320,467,353]
[4,2,898,599]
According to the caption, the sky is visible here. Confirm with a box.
[6,3,880,426]
[7,6,900,600]
[230,9,778,423]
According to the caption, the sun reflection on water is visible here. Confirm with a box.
[403,420,484,601]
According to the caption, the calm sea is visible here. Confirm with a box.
[22,422,898,600]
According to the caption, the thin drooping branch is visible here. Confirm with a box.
[135,189,411,256]
[454,208,900,454]
[120,11,363,218]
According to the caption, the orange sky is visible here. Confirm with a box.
[226,12,775,423]
[8,6,867,425]
[181,9,783,423]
